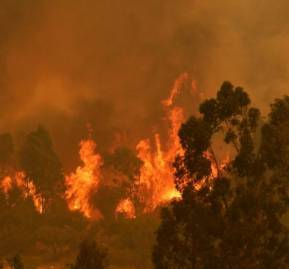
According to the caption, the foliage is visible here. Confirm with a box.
[71,239,108,269]
[19,126,64,209]
[0,133,13,165]
[153,81,289,269]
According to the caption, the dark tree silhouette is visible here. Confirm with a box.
[104,147,142,183]
[19,126,63,211]
[7,254,24,269]
[0,133,13,165]
[153,81,289,269]
[0,133,14,176]
[71,239,108,269]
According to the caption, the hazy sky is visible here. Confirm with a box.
[1,0,289,168]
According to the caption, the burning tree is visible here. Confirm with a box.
[153,81,289,269]
[19,126,63,212]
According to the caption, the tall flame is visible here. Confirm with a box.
[65,73,206,219]
[65,139,102,219]
[134,74,189,212]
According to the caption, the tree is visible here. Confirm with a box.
[153,81,289,269]
[93,147,142,219]
[7,254,24,269]
[0,133,13,164]
[0,133,14,175]
[71,239,108,269]
[19,126,63,211]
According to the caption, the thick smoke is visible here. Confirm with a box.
[1,1,289,268]
[0,0,289,169]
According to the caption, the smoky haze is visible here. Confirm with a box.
[0,0,288,168]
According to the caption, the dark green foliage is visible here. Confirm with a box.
[153,82,289,269]
[261,97,289,169]
[19,126,63,209]
[174,117,213,188]
[71,240,108,269]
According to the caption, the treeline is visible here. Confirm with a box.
[153,81,289,269]
[0,125,154,267]
[1,81,289,269]
[71,81,289,269]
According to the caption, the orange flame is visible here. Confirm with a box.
[135,131,182,211]
[115,198,136,219]
[0,172,44,213]
[15,171,44,214]
[0,176,12,196]
[134,75,188,212]
[67,73,223,219]
[65,139,102,219]
[162,73,188,107]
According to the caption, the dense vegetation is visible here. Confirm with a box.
[153,82,289,269]
[0,82,288,269]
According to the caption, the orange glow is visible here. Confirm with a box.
[134,76,187,212]
[65,139,103,219]
[162,73,188,107]
[64,74,226,219]
[15,171,44,214]
[115,198,136,219]
[135,134,181,212]
[0,172,44,214]
[0,176,12,196]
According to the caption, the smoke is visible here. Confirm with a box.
[0,0,289,169]
[1,1,289,268]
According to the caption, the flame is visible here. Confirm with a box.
[162,73,188,107]
[65,139,103,219]
[203,150,231,180]
[1,176,12,196]
[15,171,44,214]
[0,172,44,213]
[66,73,229,219]
[115,198,136,219]
[135,135,181,211]
[134,75,187,212]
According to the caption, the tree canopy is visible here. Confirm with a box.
[153,81,289,269]
[71,239,108,269]
[19,126,63,210]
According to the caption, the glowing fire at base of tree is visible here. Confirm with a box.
[0,172,44,214]
[115,198,136,219]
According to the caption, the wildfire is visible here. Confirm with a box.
[65,139,103,219]
[64,73,228,220]
[0,172,44,214]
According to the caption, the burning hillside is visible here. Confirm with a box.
[0,73,212,221]
[62,73,192,219]
[0,73,229,221]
